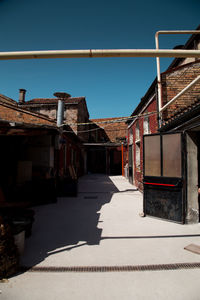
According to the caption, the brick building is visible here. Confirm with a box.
[20,91,90,142]
[0,93,84,204]
[84,117,128,175]
[127,27,200,223]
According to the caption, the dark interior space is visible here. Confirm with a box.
[0,135,57,205]
[197,132,200,221]
[109,148,122,175]
[87,148,106,174]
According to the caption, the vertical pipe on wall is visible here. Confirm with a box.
[57,100,64,127]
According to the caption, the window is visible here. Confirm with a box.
[136,121,140,142]
[144,135,161,176]
[129,129,133,145]
[136,143,140,169]
[135,121,140,169]
[162,134,181,177]
[144,133,182,178]
[143,116,150,135]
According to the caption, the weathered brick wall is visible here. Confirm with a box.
[26,101,91,142]
[25,105,57,121]
[77,102,90,142]
[129,97,158,191]
[39,107,57,120]
[66,107,78,133]
[147,99,158,134]
[0,102,56,126]
[91,118,127,143]
[161,61,200,122]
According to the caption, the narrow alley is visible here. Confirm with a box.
[1,174,200,299]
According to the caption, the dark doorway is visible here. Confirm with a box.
[87,148,106,174]
[128,145,133,184]
[109,149,122,175]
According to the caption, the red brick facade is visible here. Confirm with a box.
[127,34,200,191]
[128,96,158,191]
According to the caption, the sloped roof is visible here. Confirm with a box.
[0,99,56,127]
[0,93,17,105]
[160,97,200,131]
[91,117,127,143]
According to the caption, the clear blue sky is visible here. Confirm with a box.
[0,0,199,118]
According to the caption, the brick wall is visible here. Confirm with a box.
[91,117,127,143]
[128,97,158,191]
[26,101,90,142]
[0,102,56,126]
[161,61,200,122]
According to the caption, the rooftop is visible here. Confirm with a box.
[25,97,86,105]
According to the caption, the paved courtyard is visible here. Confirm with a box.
[1,174,200,299]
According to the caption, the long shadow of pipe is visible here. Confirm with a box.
[44,234,200,256]
[21,175,119,267]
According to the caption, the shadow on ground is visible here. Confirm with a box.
[21,174,119,267]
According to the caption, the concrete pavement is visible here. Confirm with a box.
[1,174,200,299]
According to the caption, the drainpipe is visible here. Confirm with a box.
[155,30,200,126]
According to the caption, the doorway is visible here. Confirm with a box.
[128,145,133,184]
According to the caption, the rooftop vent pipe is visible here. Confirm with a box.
[54,92,71,127]
[19,89,26,104]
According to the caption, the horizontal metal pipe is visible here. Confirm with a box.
[0,49,200,60]
[156,30,200,36]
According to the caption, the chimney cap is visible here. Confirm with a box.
[54,92,71,99]
[19,88,27,92]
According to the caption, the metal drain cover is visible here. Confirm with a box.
[20,262,200,273]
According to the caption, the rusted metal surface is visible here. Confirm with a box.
[144,185,183,223]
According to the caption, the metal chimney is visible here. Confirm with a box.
[54,92,71,126]
[19,89,26,104]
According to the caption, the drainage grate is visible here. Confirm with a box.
[20,262,200,273]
